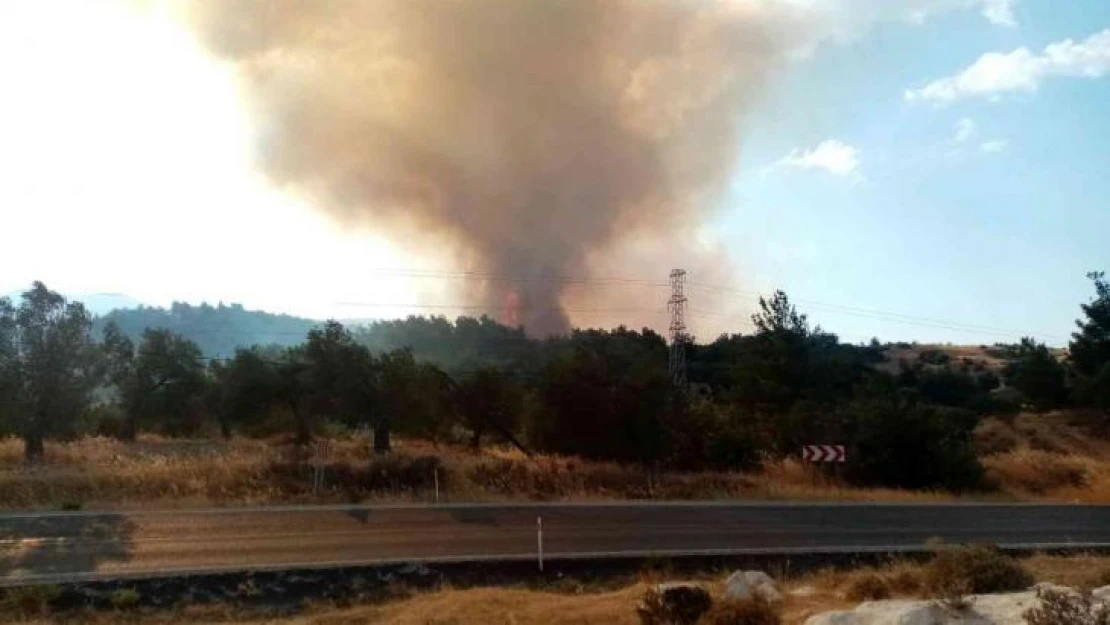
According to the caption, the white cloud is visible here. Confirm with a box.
[979,139,1008,153]
[905,29,1110,104]
[759,0,1020,62]
[979,0,1016,27]
[903,0,1017,27]
[953,118,977,142]
[775,139,863,179]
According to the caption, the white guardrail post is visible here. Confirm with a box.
[537,515,544,572]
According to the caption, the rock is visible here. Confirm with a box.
[1033,582,1075,596]
[724,570,782,602]
[1092,585,1110,602]
[805,600,945,625]
[803,590,1042,625]
[965,591,1039,624]
[637,582,712,625]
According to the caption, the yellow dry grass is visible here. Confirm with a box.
[0,435,952,510]
[0,407,1107,510]
[4,555,1110,625]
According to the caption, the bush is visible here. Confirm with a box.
[925,544,1033,599]
[1,585,61,617]
[843,396,984,491]
[919,350,951,366]
[110,587,141,610]
[1025,587,1110,625]
[636,584,712,625]
[845,573,891,601]
[887,569,924,595]
[702,596,781,625]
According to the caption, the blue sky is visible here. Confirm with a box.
[716,0,1110,345]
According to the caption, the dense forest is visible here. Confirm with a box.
[1,272,1108,493]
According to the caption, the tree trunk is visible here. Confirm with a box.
[120,414,138,442]
[469,425,483,451]
[291,400,310,445]
[24,428,44,464]
[374,421,391,453]
[218,415,231,439]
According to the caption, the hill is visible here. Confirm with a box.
[95,302,319,358]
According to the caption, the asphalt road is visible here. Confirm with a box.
[2,502,1110,584]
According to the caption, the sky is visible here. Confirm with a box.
[1,0,1108,345]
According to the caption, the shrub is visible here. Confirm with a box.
[702,596,781,625]
[1025,587,1110,625]
[1,585,61,617]
[887,569,924,595]
[843,396,983,491]
[845,573,891,601]
[919,350,951,366]
[110,587,141,610]
[636,584,712,625]
[925,544,1033,599]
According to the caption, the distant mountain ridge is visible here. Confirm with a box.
[94,302,320,359]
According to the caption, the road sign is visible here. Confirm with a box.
[802,444,845,463]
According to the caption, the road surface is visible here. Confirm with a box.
[2,502,1110,584]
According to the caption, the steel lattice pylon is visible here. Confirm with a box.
[667,269,687,386]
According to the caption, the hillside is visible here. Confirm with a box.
[95,303,319,358]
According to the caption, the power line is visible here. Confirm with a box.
[88,265,1070,342]
[347,267,1068,340]
[685,281,1066,341]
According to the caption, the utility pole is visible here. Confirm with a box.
[667,269,687,387]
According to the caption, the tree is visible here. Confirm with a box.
[751,290,810,337]
[1005,337,1067,412]
[1071,271,1110,379]
[102,324,207,439]
[305,321,379,447]
[0,282,96,462]
[209,348,275,437]
[532,328,673,465]
[457,367,524,449]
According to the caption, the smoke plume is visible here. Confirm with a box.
[183,0,791,334]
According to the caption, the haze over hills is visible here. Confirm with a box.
[3,290,146,317]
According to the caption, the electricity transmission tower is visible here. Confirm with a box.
[667,269,687,386]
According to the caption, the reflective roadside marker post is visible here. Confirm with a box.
[434,467,440,503]
[537,516,544,572]
[802,444,846,486]
[313,440,331,496]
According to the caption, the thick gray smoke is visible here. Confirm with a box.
[183,0,791,334]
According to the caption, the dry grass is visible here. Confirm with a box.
[0,406,1108,510]
[3,555,1110,625]
[0,436,952,511]
[978,411,1110,503]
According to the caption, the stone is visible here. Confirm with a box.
[724,570,782,602]
[1092,585,1110,602]
[804,600,945,625]
[803,590,1043,625]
